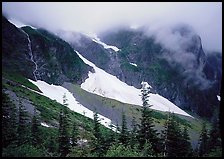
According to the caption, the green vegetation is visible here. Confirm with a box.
[2,72,221,157]
[2,71,41,92]
[120,62,140,72]
[147,59,180,84]
[21,26,89,84]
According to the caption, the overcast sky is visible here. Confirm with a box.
[2,2,222,52]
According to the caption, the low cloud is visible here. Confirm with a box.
[143,23,213,90]
[2,2,222,52]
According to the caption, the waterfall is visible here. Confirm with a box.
[20,29,38,81]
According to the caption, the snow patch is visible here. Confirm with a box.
[91,36,120,52]
[130,62,138,67]
[77,51,192,118]
[217,95,221,101]
[28,79,117,130]
[41,122,51,128]
[8,18,37,29]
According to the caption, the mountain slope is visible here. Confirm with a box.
[28,79,116,130]
[2,16,91,85]
[76,50,192,117]
[62,27,221,119]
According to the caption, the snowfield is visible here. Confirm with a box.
[77,51,192,118]
[29,79,116,130]
[91,36,120,52]
[130,62,138,67]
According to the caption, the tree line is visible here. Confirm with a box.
[2,85,222,157]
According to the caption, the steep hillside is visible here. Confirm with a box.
[2,71,114,157]
[2,16,91,85]
[2,71,206,149]
[62,27,221,119]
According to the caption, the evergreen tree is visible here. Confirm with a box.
[114,121,120,144]
[105,122,116,148]
[119,111,129,146]
[129,116,139,148]
[207,118,222,153]
[58,94,71,157]
[17,99,30,146]
[31,108,41,146]
[2,92,18,148]
[180,126,193,156]
[48,136,57,154]
[198,122,209,157]
[71,122,79,147]
[92,110,104,157]
[138,82,159,155]
[162,112,183,157]
[141,141,154,157]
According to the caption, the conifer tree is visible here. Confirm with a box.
[162,112,183,157]
[71,122,79,147]
[31,107,41,146]
[129,116,138,148]
[119,111,129,146]
[2,92,18,148]
[48,136,57,154]
[17,99,30,145]
[180,126,193,156]
[92,110,104,157]
[105,122,116,148]
[207,118,222,153]
[58,94,71,157]
[138,82,159,155]
[198,122,209,157]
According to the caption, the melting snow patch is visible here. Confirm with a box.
[217,95,221,101]
[28,79,116,130]
[41,122,50,127]
[91,36,120,52]
[77,51,193,118]
[130,63,138,67]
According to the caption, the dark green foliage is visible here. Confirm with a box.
[104,122,116,149]
[129,116,138,148]
[47,136,58,154]
[58,109,71,157]
[207,118,222,153]
[2,92,18,148]
[141,141,154,157]
[71,122,79,147]
[2,71,41,92]
[58,94,71,157]
[198,122,209,157]
[138,83,159,155]
[17,99,31,145]
[119,111,129,146]
[92,110,104,157]
[22,26,90,84]
[105,143,140,157]
[67,146,93,157]
[180,126,193,156]
[2,143,46,157]
[162,112,184,157]
[31,108,41,146]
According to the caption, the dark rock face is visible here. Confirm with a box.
[3,15,221,119]
[2,16,91,85]
[67,27,221,119]
[2,16,35,79]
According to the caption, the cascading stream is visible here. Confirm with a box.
[21,29,38,81]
